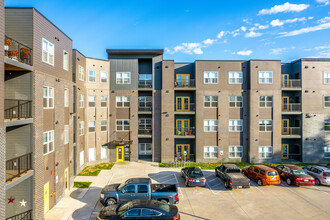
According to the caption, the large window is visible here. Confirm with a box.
[324,146,330,158]
[88,120,95,132]
[43,130,54,155]
[101,120,107,131]
[324,72,330,84]
[204,120,218,132]
[43,86,54,109]
[204,146,218,158]
[63,50,69,71]
[101,96,108,107]
[259,71,273,84]
[116,96,130,108]
[116,120,130,131]
[324,120,330,131]
[78,65,85,81]
[100,71,108,83]
[259,146,272,159]
[259,120,273,132]
[116,72,131,84]
[229,146,243,158]
[64,88,69,107]
[42,38,54,65]
[101,145,108,159]
[88,70,96,82]
[204,71,218,84]
[229,96,243,108]
[89,148,96,162]
[229,120,243,132]
[138,96,152,111]
[139,119,152,134]
[204,96,218,108]
[228,72,243,84]
[79,121,84,135]
[80,94,84,108]
[139,143,152,155]
[324,96,330,108]
[64,125,69,144]
[259,96,273,107]
[88,95,95,107]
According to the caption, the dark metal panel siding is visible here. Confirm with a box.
[6,124,32,160]
[174,63,194,78]
[4,71,32,100]
[5,8,33,47]
[153,55,163,90]
[110,59,138,90]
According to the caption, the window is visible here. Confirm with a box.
[124,209,140,217]
[204,96,218,107]
[80,151,84,166]
[259,71,273,84]
[324,120,330,131]
[141,209,161,216]
[88,70,96,82]
[116,72,131,84]
[80,94,84,108]
[101,145,108,159]
[64,125,69,144]
[259,120,272,132]
[324,72,330,84]
[89,148,96,162]
[259,96,273,107]
[229,120,243,132]
[139,119,152,134]
[64,88,69,107]
[78,65,85,81]
[43,130,54,155]
[204,146,218,158]
[116,120,130,131]
[139,96,152,111]
[137,185,148,193]
[63,50,69,71]
[42,38,54,65]
[139,143,152,155]
[101,120,107,131]
[204,120,218,132]
[116,96,130,108]
[259,146,272,159]
[229,96,243,108]
[89,120,95,132]
[88,95,95,107]
[324,146,330,158]
[100,71,108,83]
[79,121,84,135]
[100,96,108,107]
[229,146,243,158]
[324,96,330,108]
[228,72,243,84]
[43,86,54,109]
[204,71,218,84]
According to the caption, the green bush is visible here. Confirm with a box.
[73,182,92,188]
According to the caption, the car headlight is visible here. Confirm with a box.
[101,194,104,199]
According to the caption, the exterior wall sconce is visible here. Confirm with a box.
[56,162,59,166]
[256,115,259,117]
[55,37,60,41]
[166,138,169,141]
[255,66,258,68]
[165,65,168,68]
[255,139,258,141]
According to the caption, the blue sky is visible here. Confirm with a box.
[4,0,330,62]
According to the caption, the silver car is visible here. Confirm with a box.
[303,165,330,186]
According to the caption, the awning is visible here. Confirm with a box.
[109,140,133,146]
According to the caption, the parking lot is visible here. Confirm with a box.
[88,162,330,220]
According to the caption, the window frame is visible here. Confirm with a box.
[259,146,273,159]
[204,146,218,158]
[101,120,108,132]
[88,148,96,162]
[116,119,130,131]
[79,121,84,136]
[43,130,54,155]
[228,71,243,84]
[64,125,69,144]
[259,96,273,108]
[116,72,131,84]
[63,50,69,71]
[204,96,218,108]
[324,120,330,131]
[88,70,96,83]
[88,95,96,108]
[79,94,84,108]
[323,96,330,108]
[100,71,108,83]
[139,143,152,155]
[324,146,330,158]
[64,88,69,107]
[203,71,218,84]
[258,71,273,84]
[324,72,330,85]
[229,119,243,132]
[116,96,130,108]
[101,145,108,159]
[204,120,218,132]
[88,120,96,133]
[259,120,273,132]
[229,96,243,108]
[229,146,243,158]
[78,65,85,81]
[42,38,54,66]
[43,86,54,109]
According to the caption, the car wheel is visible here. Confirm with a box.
[106,198,116,206]
[286,178,292,185]
[186,180,189,187]
[242,171,246,176]
[257,179,263,186]
[315,178,321,186]
[215,171,219,177]
[159,199,168,204]
[224,181,228,188]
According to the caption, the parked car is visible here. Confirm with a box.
[270,164,315,186]
[319,164,330,169]
[303,165,330,186]
[242,165,281,186]
[181,167,206,187]
[97,199,180,220]
[215,164,250,189]
[100,178,179,206]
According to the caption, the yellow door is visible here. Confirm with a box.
[176,74,190,86]
[176,144,190,159]
[282,97,289,111]
[282,144,289,159]
[116,146,124,161]
[44,182,50,214]
[282,119,289,135]
[64,168,69,192]
[176,119,190,134]
[176,97,190,111]
[282,74,289,87]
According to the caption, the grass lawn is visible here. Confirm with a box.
[73,181,92,188]
[78,162,114,176]
[159,162,320,169]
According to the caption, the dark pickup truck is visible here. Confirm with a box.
[215,164,250,189]
[100,178,179,206]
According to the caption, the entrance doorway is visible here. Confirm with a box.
[282,144,289,159]
[116,146,124,161]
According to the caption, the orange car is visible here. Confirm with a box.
[242,165,281,186]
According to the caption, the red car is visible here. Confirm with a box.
[271,164,315,186]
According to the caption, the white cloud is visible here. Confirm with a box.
[203,38,216,45]
[241,26,247,32]
[270,47,295,55]
[315,45,330,50]
[193,48,203,54]
[271,19,284,27]
[258,24,269,30]
[166,42,204,55]
[245,31,263,38]
[258,2,309,15]
[318,17,330,23]
[270,17,306,27]
[316,0,329,6]
[243,18,249,24]
[249,27,258,31]
[280,22,330,37]
[235,50,253,56]
[217,31,227,39]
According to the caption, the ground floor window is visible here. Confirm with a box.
[204,146,218,158]
[89,148,96,161]
[324,146,330,158]
[139,143,152,155]
[80,151,84,166]
[101,145,108,159]
[259,146,272,159]
[229,146,243,158]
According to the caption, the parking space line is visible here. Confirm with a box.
[250,182,264,194]
[211,182,223,188]
[173,173,179,185]
[178,188,184,199]
[154,174,175,181]
[313,186,329,194]
[206,178,219,184]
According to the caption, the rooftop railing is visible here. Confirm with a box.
[4,35,33,66]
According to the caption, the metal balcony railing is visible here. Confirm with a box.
[282,79,301,88]
[4,99,32,120]
[175,127,195,136]
[6,152,33,182]
[175,103,196,112]
[6,209,33,220]
[282,127,301,135]
[138,129,152,135]
[4,35,33,66]
[174,79,195,88]
[282,103,301,112]
[138,106,152,112]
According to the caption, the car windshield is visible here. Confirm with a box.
[292,169,308,175]
[117,180,128,191]
[267,171,278,176]
[189,169,203,177]
[117,201,134,215]
[157,201,170,212]
[227,169,241,173]
[325,172,330,177]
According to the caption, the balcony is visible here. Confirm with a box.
[138,129,152,135]
[6,153,33,182]
[138,106,152,112]
[175,103,196,113]
[175,127,195,137]
[4,99,32,121]
[4,35,32,66]
[282,127,301,137]
[282,79,301,89]
[174,79,195,88]
[6,209,33,220]
[138,74,152,88]
[282,103,301,113]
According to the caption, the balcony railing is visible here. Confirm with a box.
[175,127,195,136]
[282,79,301,88]
[6,209,33,220]
[282,103,301,112]
[138,74,152,88]
[174,79,195,88]
[138,129,152,135]
[6,153,33,182]
[175,103,196,112]
[282,127,301,135]
[4,35,33,66]
[138,106,152,112]
[4,99,32,120]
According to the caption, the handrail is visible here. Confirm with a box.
[282,127,301,135]
[282,103,301,112]
[138,129,152,135]
[5,35,33,66]
[4,99,32,120]
[282,79,301,88]
[175,103,196,112]
[174,79,196,88]
[6,209,33,220]
[6,152,33,182]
